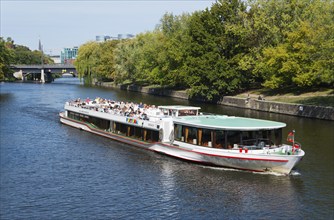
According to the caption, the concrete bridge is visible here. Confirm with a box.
[11,64,77,83]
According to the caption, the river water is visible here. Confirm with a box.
[1,78,333,219]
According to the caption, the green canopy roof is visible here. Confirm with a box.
[173,115,286,130]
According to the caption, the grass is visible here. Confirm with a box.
[237,88,334,107]
[115,81,334,107]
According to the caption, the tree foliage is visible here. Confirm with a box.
[252,0,334,89]
[75,40,119,84]
[76,0,334,99]
[0,38,14,80]
[1,37,54,81]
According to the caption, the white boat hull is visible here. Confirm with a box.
[60,113,304,175]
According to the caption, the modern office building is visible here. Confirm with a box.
[96,34,135,42]
[96,35,111,42]
[61,47,78,64]
[50,55,61,64]
[117,34,135,40]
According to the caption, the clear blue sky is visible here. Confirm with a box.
[1,0,215,55]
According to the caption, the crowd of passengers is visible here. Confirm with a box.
[67,97,161,120]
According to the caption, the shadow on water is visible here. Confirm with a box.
[0,92,14,103]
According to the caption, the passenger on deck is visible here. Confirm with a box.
[69,97,164,120]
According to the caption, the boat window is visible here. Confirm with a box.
[111,121,115,132]
[183,126,188,142]
[274,128,282,146]
[200,129,212,147]
[215,130,226,149]
[241,131,257,146]
[68,111,110,130]
[89,116,109,130]
[115,122,127,135]
[145,129,159,142]
[175,125,229,149]
[261,130,269,139]
[68,111,80,120]
[174,124,183,141]
[112,122,159,142]
[133,127,142,139]
[186,127,197,144]
[258,130,274,147]
[226,131,241,148]
[127,126,134,137]
[240,130,281,147]
[179,110,197,116]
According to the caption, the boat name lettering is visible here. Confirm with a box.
[147,123,155,127]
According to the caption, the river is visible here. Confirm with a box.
[1,78,333,219]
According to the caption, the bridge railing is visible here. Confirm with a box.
[11,64,75,69]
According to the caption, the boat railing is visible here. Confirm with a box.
[65,101,167,122]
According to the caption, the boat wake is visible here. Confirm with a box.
[289,170,301,176]
[200,165,301,176]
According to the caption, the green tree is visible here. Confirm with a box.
[154,13,190,88]
[0,37,14,81]
[114,38,138,84]
[253,0,334,89]
[10,44,53,65]
[94,40,119,81]
[74,41,100,83]
[183,0,248,100]
[77,0,334,96]
[131,31,164,85]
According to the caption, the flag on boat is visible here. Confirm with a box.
[294,143,301,149]
[287,130,295,143]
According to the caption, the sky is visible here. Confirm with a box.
[1,0,216,55]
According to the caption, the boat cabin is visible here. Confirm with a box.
[158,106,200,117]
[172,115,286,149]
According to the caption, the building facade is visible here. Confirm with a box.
[96,35,111,42]
[95,34,135,42]
[50,55,61,64]
[61,47,78,64]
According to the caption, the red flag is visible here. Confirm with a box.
[287,131,294,143]
[294,143,300,149]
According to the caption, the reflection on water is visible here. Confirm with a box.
[0,92,13,103]
[0,80,333,219]
[53,77,84,85]
[152,159,305,219]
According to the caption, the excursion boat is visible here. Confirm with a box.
[59,98,305,175]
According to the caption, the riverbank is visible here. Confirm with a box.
[96,82,334,121]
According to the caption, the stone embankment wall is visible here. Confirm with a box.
[219,97,334,121]
[98,83,189,99]
[98,82,334,121]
